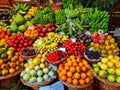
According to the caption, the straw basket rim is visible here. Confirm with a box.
[96,75,120,87]
[0,69,22,80]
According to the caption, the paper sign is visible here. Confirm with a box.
[71,38,76,42]
[58,48,66,52]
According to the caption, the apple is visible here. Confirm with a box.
[107,68,115,74]
[101,58,109,64]
[25,68,30,73]
[107,75,115,82]
[34,66,40,71]
[98,70,107,78]
[97,62,102,67]
[43,74,49,80]
[30,70,36,76]
[23,73,31,81]
[37,70,43,76]
[29,76,37,82]
[40,63,45,68]
[43,68,49,74]
[116,76,120,83]
[20,71,26,77]
[115,69,120,75]
[92,64,98,68]
[94,67,100,74]
[48,71,54,77]
[37,77,43,83]
[100,64,108,70]
[107,61,114,68]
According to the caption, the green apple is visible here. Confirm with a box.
[43,68,49,74]
[25,68,30,73]
[34,66,40,71]
[43,74,49,80]
[37,77,43,83]
[23,74,31,81]
[115,69,120,75]
[107,68,115,74]
[98,70,107,78]
[116,76,120,83]
[101,58,109,64]
[107,75,115,82]
[93,67,100,74]
[48,71,54,77]
[92,64,98,68]
[29,76,37,82]
[30,70,36,76]
[20,71,26,77]
[37,70,43,76]
[97,62,102,67]
[107,61,114,68]
[100,64,108,70]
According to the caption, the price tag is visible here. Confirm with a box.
[94,72,97,77]
[28,26,35,29]
[49,64,57,71]
[58,48,66,52]
[71,38,76,42]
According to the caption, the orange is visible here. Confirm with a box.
[72,59,76,63]
[76,66,81,73]
[59,63,64,68]
[85,77,90,84]
[67,71,73,78]
[61,75,67,82]
[73,62,77,66]
[79,62,83,67]
[81,66,87,72]
[76,57,81,62]
[86,70,92,77]
[79,79,85,85]
[68,61,72,66]
[95,43,99,48]
[73,79,78,85]
[64,63,68,66]
[9,62,16,68]
[67,58,71,62]
[9,68,15,74]
[61,69,67,75]
[15,61,20,65]
[82,59,88,65]
[74,72,80,79]
[69,55,75,60]
[70,66,76,73]
[81,73,87,80]
[67,78,72,84]
[86,64,90,70]
[58,66,63,71]
[0,59,4,65]
[65,65,69,71]
[19,56,24,63]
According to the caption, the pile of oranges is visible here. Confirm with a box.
[57,55,94,85]
[24,28,39,41]
[0,28,11,41]
[28,7,37,16]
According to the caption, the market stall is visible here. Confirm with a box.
[0,0,120,90]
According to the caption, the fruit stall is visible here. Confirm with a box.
[0,0,120,90]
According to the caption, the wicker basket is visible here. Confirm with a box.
[60,79,93,90]
[96,75,120,90]
[84,52,100,64]
[20,77,56,90]
[19,47,38,60]
[0,69,22,89]
[46,51,68,65]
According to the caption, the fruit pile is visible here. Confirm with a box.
[91,32,106,44]
[57,55,94,85]
[24,28,39,41]
[7,34,33,51]
[21,48,37,56]
[0,28,11,41]
[62,39,86,56]
[85,50,101,60]
[46,50,67,64]
[75,32,92,45]
[28,6,37,16]
[90,35,119,55]
[0,39,14,59]
[0,52,24,76]
[35,23,55,37]
[92,55,120,83]
[20,54,56,83]
[33,32,69,54]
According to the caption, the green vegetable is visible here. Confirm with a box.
[18,25,26,32]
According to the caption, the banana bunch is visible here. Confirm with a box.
[14,3,30,12]
[55,10,66,25]
[34,7,54,25]
[87,8,109,33]
[0,22,9,29]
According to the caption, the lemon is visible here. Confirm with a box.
[100,64,108,70]
[108,55,114,60]
[107,61,114,68]
[111,59,117,63]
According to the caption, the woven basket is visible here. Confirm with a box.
[96,75,120,90]
[19,47,38,60]
[60,79,93,90]
[46,51,68,65]
[0,69,22,89]
[84,52,100,64]
[20,77,56,90]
